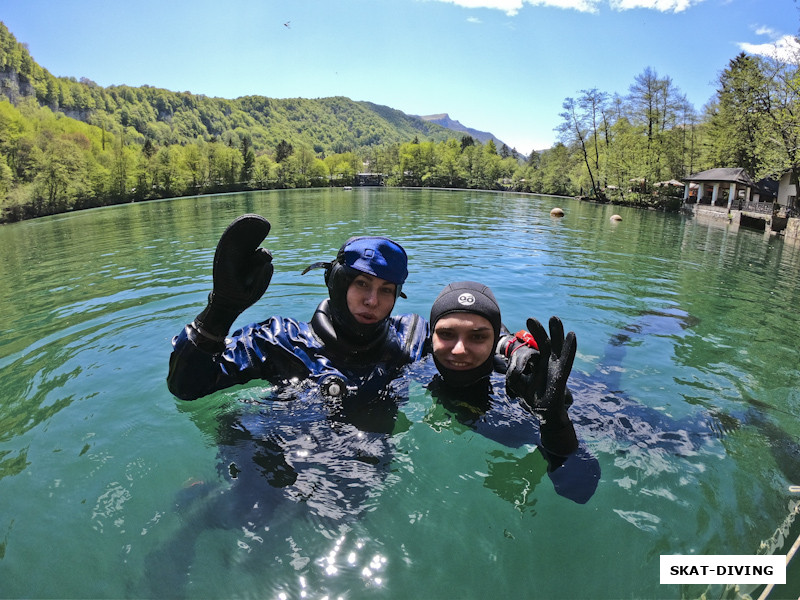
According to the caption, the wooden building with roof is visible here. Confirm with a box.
[682,167,790,233]
[681,168,773,211]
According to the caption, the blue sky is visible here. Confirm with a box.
[2,0,798,153]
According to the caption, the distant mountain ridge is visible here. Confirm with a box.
[418,113,510,150]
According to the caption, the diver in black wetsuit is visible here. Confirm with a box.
[425,281,601,504]
[152,215,431,596]
[167,214,427,403]
[165,211,440,526]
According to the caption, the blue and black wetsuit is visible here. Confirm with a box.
[167,299,429,402]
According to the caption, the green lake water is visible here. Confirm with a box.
[1,188,800,599]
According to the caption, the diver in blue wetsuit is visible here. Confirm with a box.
[167,214,427,402]
[155,215,432,595]
[426,281,600,503]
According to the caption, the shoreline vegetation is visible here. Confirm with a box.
[0,21,796,224]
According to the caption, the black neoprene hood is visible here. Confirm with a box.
[429,281,502,387]
[429,281,502,342]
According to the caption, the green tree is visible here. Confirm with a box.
[33,137,88,214]
[109,137,136,199]
[625,67,687,186]
[182,141,207,191]
[754,47,800,195]
[253,153,277,188]
[0,99,32,179]
[539,143,575,196]
[433,138,464,187]
[150,146,183,197]
[605,116,639,193]
[706,53,767,175]
[558,97,600,197]
[482,142,502,188]
[578,88,609,188]
[290,145,325,186]
[0,156,13,198]
[275,139,294,163]
[240,133,255,183]
[221,144,244,186]
[399,140,435,186]
[460,144,484,188]
[324,151,359,186]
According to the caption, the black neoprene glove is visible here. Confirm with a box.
[505,316,578,456]
[500,327,545,401]
[192,214,273,344]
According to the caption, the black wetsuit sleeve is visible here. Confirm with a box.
[167,325,234,400]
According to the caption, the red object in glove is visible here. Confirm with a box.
[502,330,538,356]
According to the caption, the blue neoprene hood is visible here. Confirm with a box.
[341,236,408,286]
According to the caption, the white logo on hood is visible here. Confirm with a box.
[457,293,476,306]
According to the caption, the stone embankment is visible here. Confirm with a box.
[685,203,800,240]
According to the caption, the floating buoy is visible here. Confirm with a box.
[610,214,622,222]
[550,207,564,217]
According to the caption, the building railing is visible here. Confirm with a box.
[740,201,774,214]
[690,203,728,213]
[685,200,782,216]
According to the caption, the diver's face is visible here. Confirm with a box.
[432,313,494,371]
[346,273,397,325]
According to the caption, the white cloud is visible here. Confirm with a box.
[754,26,778,38]
[536,0,600,11]
[431,0,600,16]
[608,0,698,12]
[739,34,800,63]
[429,0,711,15]
[433,0,524,16]
[467,16,483,22]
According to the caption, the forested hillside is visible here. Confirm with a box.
[0,24,456,154]
[0,19,798,223]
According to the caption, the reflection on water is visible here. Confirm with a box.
[1,189,800,598]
